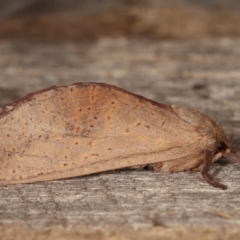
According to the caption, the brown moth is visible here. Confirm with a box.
[0,82,239,189]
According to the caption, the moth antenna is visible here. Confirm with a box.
[222,150,240,164]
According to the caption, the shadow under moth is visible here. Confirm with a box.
[0,82,239,189]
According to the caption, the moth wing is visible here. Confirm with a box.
[0,83,203,184]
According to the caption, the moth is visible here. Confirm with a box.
[0,82,239,189]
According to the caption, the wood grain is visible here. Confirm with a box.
[0,25,240,240]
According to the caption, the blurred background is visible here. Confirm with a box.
[1,0,240,39]
[0,0,239,115]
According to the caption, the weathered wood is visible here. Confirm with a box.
[1,167,240,228]
[0,37,240,239]
[1,0,240,232]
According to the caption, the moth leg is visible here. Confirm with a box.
[121,164,148,171]
[201,150,227,190]
[222,151,240,163]
[126,164,148,170]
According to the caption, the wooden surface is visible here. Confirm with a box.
[0,1,240,239]
[0,37,240,240]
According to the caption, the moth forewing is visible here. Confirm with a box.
[0,82,239,189]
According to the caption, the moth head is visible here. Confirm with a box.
[213,119,240,164]
[212,122,231,161]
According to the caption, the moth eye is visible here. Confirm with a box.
[217,141,227,152]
